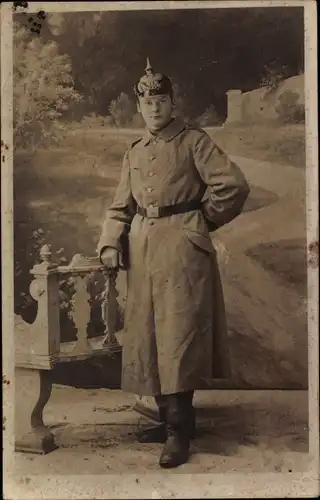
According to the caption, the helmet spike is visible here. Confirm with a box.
[145,57,153,74]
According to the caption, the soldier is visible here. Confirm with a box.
[97,59,250,468]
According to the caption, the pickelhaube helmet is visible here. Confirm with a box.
[134,58,173,98]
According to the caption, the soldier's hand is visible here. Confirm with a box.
[101,247,123,269]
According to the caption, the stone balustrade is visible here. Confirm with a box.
[15,244,122,454]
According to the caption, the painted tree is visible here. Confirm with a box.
[13,21,82,150]
[109,92,136,127]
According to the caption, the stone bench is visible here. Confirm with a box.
[15,244,123,454]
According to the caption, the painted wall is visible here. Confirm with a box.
[225,74,304,124]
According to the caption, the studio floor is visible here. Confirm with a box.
[14,386,309,475]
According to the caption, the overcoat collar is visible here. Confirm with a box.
[140,117,186,146]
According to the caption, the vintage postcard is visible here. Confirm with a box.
[2,1,319,498]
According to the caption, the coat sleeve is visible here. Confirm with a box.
[193,130,250,232]
[96,149,137,258]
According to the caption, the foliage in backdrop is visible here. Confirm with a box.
[276,90,305,124]
[13,21,82,151]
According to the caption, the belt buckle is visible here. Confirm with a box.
[146,205,160,218]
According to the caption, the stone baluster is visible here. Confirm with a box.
[102,269,120,348]
[70,272,92,355]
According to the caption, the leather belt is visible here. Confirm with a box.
[137,199,202,219]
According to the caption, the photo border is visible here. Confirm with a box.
[2,1,319,498]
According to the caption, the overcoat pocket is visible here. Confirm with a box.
[182,229,215,254]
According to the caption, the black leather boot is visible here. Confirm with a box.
[182,391,196,438]
[159,392,194,468]
[137,396,167,444]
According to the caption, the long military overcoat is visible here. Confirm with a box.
[97,117,250,396]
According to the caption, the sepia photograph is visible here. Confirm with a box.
[2,1,318,498]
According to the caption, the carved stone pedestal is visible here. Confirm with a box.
[15,367,57,454]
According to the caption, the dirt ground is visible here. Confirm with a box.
[213,123,305,168]
[14,385,309,475]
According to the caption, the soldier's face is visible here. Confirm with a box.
[137,94,173,131]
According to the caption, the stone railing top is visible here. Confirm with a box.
[58,253,105,274]
[31,246,117,277]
